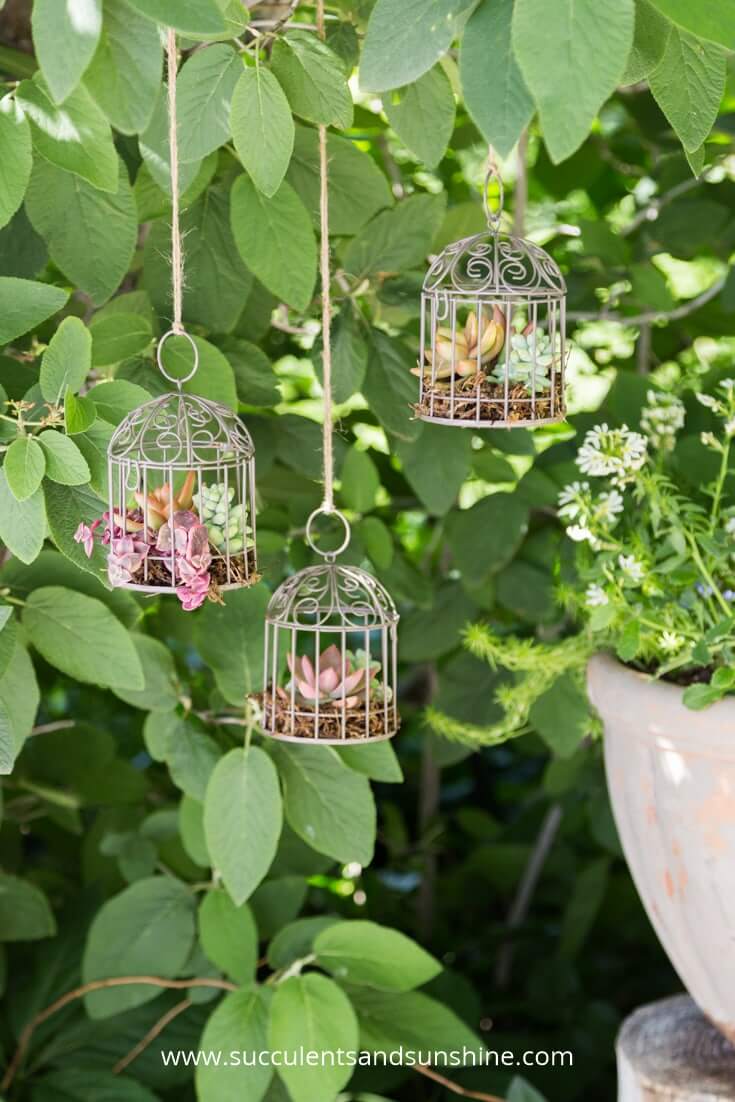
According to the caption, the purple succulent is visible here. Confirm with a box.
[157,511,212,610]
[108,535,151,587]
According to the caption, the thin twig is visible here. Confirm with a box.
[29,720,76,737]
[1,976,236,1091]
[621,160,723,237]
[568,272,727,325]
[415,1063,505,1102]
[494,804,563,988]
[113,998,192,1075]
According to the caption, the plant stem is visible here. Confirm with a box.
[709,435,731,533]
[113,998,192,1075]
[686,534,731,617]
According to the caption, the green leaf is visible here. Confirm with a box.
[196,987,273,1102]
[144,186,251,334]
[16,77,118,192]
[84,0,162,135]
[31,0,103,105]
[0,872,56,941]
[344,192,446,278]
[89,379,152,424]
[286,125,393,236]
[0,277,68,345]
[507,1077,549,1102]
[315,303,367,403]
[231,175,316,313]
[683,681,723,710]
[383,65,455,168]
[340,446,379,513]
[199,888,258,984]
[363,329,420,444]
[447,493,529,583]
[337,740,402,786]
[529,674,591,758]
[271,31,353,129]
[621,0,671,84]
[460,0,533,158]
[360,0,476,93]
[179,795,209,866]
[559,857,610,958]
[112,634,179,712]
[513,0,635,163]
[75,418,113,496]
[4,436,46,501]
[229,340,280,407]
[139,88,203,195]
[649,28,726,152]
[43,481,109,579]
[64,390,96,434]
[396,425,472,516]
[204,747,283,905]
[268,915,341,970]
[26,159,137,305]
[167,720,221,802]
[39,317,92,404]
[0,470,46,563]
[315,921,441,991]
[194,584,270,705]
[269,974,358,1102]
[0,95,32,231]
[0,639,39,770]
[82,876,196,1018]
[230,66,295,198]
[250,876,307,939]
[352,987,482,1056]
[646,0,735,48]
[32,1070,160,1102]
[90,312,153,366]
[358,516,394,572]
[124,0,226,35]
[274,744,376,866]
[177,44,242,162]
[616,618,641,663]
[23,586,145,691]
[400,582,475,661]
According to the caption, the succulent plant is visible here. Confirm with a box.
[284,645,383,709]
[193,481,253,554]
[156,510,212,610]
[107,535,151,587]
[414,307,506,381]
[490,324,558,392]
[134,470,196,531]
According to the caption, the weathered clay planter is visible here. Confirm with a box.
[588,653,735,1044]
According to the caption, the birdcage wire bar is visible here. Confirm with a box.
[258,518,400,744]
[106,387,258,597]
[416,165,568,429]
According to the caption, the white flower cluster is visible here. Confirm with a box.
[557,479,624,547]
[575,423,648,487]
[640,389,685,451]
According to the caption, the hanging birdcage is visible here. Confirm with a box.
[258,509,399,744]
[416,165,568,429]
[102,332,258,609]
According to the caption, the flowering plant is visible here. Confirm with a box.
[557,380,735,708]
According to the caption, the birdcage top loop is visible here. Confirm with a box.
[423,231,566,299]
[108,391,254,469]
[156,328,199,386]
[305,507,351,560]
[267,562,398,631]
[482,163,504,230]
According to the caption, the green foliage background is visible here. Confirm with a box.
[0,0,733,1099]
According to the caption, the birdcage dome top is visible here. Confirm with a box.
[108,391,254,469]
[423,230,566,299]
[267,562,399,631]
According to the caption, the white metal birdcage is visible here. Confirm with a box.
[417,166,567,429]
[105,332,257,606]
[258,509,399,744]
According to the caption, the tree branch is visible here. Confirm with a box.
[415,1063,506,1101]
[568,272,727,326]
[620,161,722,237]
[113,998,192,1075]
[1,975,237,1091]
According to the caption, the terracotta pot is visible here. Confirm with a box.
[588,653,735,1044]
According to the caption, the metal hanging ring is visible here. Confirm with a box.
[305,507,351,558]
[482,164,504,231]
[156,328,199,386]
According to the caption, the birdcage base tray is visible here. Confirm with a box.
[255,691,400,744]
[122,550,259,597]
[415,376,565,427]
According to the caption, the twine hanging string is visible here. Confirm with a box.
[167,28,184,335]
[316,0,334,511]
[157,29,198,386]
